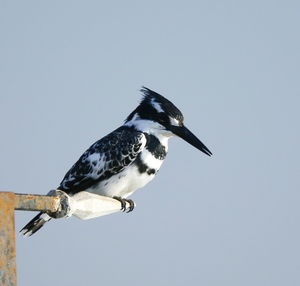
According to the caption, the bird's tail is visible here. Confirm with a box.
[20,212,52,236]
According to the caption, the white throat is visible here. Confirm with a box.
[124,114,172,146]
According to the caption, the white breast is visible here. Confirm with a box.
[85,164,154,198]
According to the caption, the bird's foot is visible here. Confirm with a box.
[113,196,135,213]
[47,190,71,218]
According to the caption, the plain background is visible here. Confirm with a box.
[1,1,300,285]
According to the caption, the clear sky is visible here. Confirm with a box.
[1,1,300,285]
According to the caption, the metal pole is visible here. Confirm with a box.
[0,192,17,286]
[0,192,61,286]
[14,193,60,212]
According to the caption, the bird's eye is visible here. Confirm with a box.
[158,114,170,126]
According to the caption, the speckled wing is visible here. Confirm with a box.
[58,126,146,194]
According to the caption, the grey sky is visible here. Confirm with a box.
[1,1,300,285]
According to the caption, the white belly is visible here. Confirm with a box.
[85,164,154,198]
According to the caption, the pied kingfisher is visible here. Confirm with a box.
[21,87,212,236]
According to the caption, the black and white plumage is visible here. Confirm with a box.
[21,87,212,236]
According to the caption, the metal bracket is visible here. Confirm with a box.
[0,191,132,286]
[0,192,62,286]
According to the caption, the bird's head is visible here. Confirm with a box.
[125,87,212,156]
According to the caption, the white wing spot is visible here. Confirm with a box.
[87,153,101,162]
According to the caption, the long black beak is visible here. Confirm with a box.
[168,125,212,156]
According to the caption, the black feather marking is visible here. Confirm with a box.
[58,126,145,194]
[134,155,147,173]
[147,169,156,175]
[134,154,156,175]
[144,133,167,160]
[20,212,51,236]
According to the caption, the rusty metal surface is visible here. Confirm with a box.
[14,193,60,212]
[0,191,64,286]
[0,192,17,286]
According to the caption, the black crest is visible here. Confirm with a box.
[126,87,184,126]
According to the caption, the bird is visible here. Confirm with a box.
[20,87,212,236]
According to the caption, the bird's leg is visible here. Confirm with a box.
[113,196,135,213]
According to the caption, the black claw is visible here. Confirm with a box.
[113,196,135,213]
[126,199,135,213]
